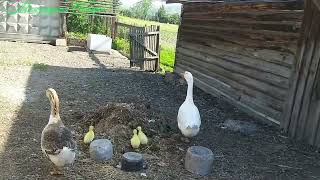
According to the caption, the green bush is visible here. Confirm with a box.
[66,32,88,40]
[67,14,107,34]
[67,14,91,34]
[66,1,108,34]
[112,38,130,56]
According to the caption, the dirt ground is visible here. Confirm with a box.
[0,41,319,180]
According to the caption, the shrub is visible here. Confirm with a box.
[67,1,108,34]
[112,38,130,56]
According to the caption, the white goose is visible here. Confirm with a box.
[41,88,76,175]
[177,71,201,137]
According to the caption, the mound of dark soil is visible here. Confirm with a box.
[78,103,179,161]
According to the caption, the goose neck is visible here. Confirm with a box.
[48,95,61,123]
[48,114,61,124]
[185,81,194,102]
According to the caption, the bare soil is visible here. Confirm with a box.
[0,41,319,180]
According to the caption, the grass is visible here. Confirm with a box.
[0,58,49,70]
[0,58,34,66]
[66,32,88,40]
[112,38,176,72]
[118,16,178,33]
[117,16,178,72]
[118,16,178,47]
[33,63,49,70]
[160,45,175,72]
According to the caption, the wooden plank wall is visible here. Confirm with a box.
[174,0,304,124]
[282,0,320,147]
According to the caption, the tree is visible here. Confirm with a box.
[130,0,153,20]
[112,0,122,13]
[168,13,180,25]
[156,5,168,23]
[120,8,132,17]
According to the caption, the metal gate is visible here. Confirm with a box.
[0,0,62,43]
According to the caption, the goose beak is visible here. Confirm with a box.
[45,89,50,98]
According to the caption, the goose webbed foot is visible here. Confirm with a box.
[50,166,63,176]
[180,137,190,143]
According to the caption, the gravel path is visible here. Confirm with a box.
[0,41,319,180]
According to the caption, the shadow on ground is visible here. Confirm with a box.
[0,56,185,179]
[0,52,320,180]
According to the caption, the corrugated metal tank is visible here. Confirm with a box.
[0,0,62,42]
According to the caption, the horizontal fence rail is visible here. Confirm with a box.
[115,22,160,71]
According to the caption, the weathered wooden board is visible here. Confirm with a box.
[183,18,302,33]
[180,28,298,54]
[183,1,303,12]
[176,54,285,111]
[178,39,295,68]
[175,0,304,124]
[177,47,289,89]
[282,0,320,147]
[125,23,160,71]
[183,10,303,22]
[178,41,293,79]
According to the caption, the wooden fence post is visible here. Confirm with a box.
[156,25,160,71]
[111,16,117,39]
[61,13,67,37]
[114,18,118,39]
[105,16,109,36]
[129,26,133,67]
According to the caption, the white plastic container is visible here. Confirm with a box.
[87,34,112,52]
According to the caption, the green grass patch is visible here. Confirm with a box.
[118,16,178,72]
[160,45,175,72]
[33,63,49,71]
[118,16,178,33]
[0,49,7,53]
[112,38,176,72]
[66,32,88,40]
[0,58,34,66]
[0,58,49,71]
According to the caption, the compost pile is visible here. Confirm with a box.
[77,103,181,163]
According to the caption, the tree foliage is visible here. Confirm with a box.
[67,0,113,34]
[119,0,180,25]
[156,5,167,23]
[130,0,153,20]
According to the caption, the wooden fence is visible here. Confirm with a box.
[115,22,160,71]
[282,0,320,147]
[60,0,120,15]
